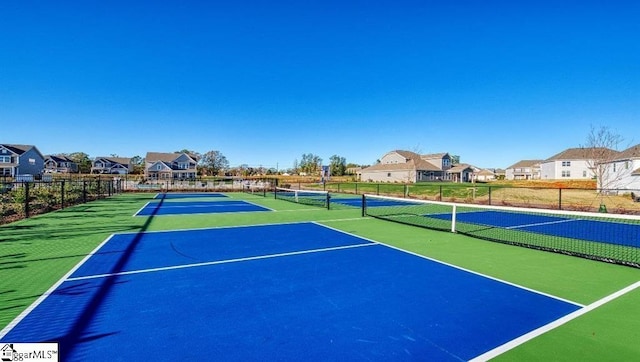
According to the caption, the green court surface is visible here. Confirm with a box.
[1,192,640,360]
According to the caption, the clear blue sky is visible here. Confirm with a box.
[2,1,638,170]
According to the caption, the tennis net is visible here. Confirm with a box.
[274,187,330,209]
[362,194,640,268]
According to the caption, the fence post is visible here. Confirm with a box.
[24,182,30,218]
[439,185,443,201]
[376,184,380,195]
[61,180,65,209]
[488,186,492,205]
[83,180,87,203]
[355,182,358,195]
[558,188,562,210]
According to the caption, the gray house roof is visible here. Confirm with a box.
[146,152,198,164]
[544,147,618,162]
[614,144,640,160]
[506,160,542,169]
[1,144,44,158]
[364,150,443,172]
[94,156,132,165]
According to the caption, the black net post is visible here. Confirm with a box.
[326,193,330,210]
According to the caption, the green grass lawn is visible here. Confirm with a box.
[1,192,639,360]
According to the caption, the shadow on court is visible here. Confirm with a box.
[52,194,166,361]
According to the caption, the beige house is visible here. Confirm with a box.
[505,160,542,180]
[359,150,452,183]
[145,152,198,180]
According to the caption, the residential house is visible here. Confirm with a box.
[540,147,617,180]
[359,150,452,183]
[598,144,640,191]
[44,155,78,173]
[475,168,497,182]
[505,160,542,180]
[447,164,477,183]
[91,156,133,175]
[145,152,198,180]
[0,144,45,177]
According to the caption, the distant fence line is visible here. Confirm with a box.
[3,178,639,225]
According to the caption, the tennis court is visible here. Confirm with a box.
[424,210,640,247]
[1,191,640,361]
[135,199,271,216]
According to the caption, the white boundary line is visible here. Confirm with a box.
[469,281,640,362]
[0,234,117,339]
[313,222,584,307]
[132,201,151,217]
[66,243,376,282]
[505,218,579,230]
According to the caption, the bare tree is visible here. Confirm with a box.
[582,125,624,192]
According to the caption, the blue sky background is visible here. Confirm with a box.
[1,1,638,170]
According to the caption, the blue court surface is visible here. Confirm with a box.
[429,210,640,247]
[1,222,582,361]
[135,200,271,216]
[154,192,227,199]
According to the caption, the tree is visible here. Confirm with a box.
[67,152,92,173]
[582,125,624,191]
[450,155,460,165]
[200,150,229,176]
[299,153,322,175]
[130,155,145,174]
[329,155,347,176]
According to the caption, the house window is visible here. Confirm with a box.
[0,156,10,163]
[29,158,36,165]
[562,161,571,167]
[443,158,450,166]
[583,171,587,177]
[561,170,571,177]
[156,164,163,170]
[1,168,10,175]
[387,173,391,177]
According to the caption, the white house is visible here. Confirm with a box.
[598,144,640,191]
[540,147,617,180]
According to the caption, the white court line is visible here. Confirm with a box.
[132,201,151,217]
[469,281,640,362]
[157,203,257,209]
[505,218,579,230]
[66,243,376,282]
